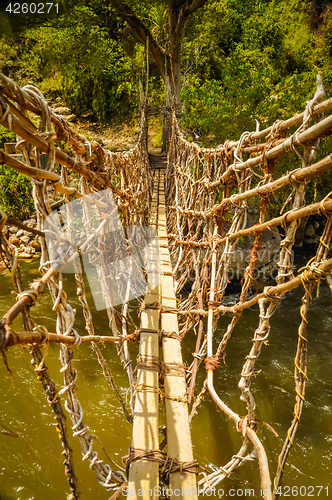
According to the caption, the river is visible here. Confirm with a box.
[0,258,331,499]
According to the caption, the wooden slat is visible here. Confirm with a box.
[128,168,160,500]
[128,162,196,499]
[158,171,198,500]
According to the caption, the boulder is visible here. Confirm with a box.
[53,106,71,116]
[25,219,37,226]
[16,229,24,237]
[19,252,32,259]
[8,234,20,247]
[21,246,31,254]
[20,235,30,244]
[305,224,316,237]
[67,114,77,123]
[30,239,41,250]
[9,226,17,233]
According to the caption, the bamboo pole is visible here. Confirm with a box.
[217,197,332,245]
[168,152,332,219]
[0,72,87,153]
[226,98,332,147]
[173,98,332,154]
[4,330,138,347]
[0,101,107,188]
[0,149,111,203]
[0,220,107,333]
[209,113,332,188]
[187,252,204,404]
[0,149,59,180]
[177,254,332,318]
[207,153,332,216]
[158,170,198,500]
[170,194,332,250]
[127,168,161,500]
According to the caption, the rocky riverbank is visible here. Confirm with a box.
[0,212,325,276]
[2,219,41,260]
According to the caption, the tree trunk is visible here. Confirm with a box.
[114,1,208,152]
[161,76,173,153]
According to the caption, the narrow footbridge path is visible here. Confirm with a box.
[1,73,332,500]
[128,153,197,499]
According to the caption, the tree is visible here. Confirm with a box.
[113,1,208,105]
[111,0,208,149]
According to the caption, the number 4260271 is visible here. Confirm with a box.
[5,3,59,14]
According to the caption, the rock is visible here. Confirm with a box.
[9,226,17,233]
[314,221,320,230]
[20,235,30,244]
[19,252,32,259]
[30,239,41,250]
[25,219,37,226]
[67,114,77,123]
[53,106,71,115]
[305,224,316,237]
[8,235,20,247]
[16,229,24,237]
[21,246,33,254]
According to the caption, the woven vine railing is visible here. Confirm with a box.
[1,72,332,500]
[0,72,152,498]
[166,75,332,499]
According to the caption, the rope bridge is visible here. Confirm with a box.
[1,73,332,500]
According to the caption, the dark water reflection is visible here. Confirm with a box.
[0,259,331,499]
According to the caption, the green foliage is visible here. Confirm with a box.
[1,0,332,209]
[180,0,332,147]
[0,126,34,219]
[0,3,142,118]
[35,20,138,119]
[0,164,34,218]
[0,125,16,149]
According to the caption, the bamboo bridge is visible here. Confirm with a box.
[1,73,332,500]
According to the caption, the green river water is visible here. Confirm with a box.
[0,258,331,500]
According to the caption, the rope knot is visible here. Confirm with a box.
[205,354,220,372]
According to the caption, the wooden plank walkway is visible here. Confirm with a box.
[128,153,197,499]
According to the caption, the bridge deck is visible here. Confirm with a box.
[128,154,197,499]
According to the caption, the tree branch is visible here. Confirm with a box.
[114,1,168,81]
[171,0,208,40]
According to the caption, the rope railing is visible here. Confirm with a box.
[166,75,332,499]
[1,71,332,499]
[0,72,152,496]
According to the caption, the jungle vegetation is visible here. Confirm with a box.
[1,0,332,215]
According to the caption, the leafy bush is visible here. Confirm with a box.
[0,125,16,149]
[0,164,34,218]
